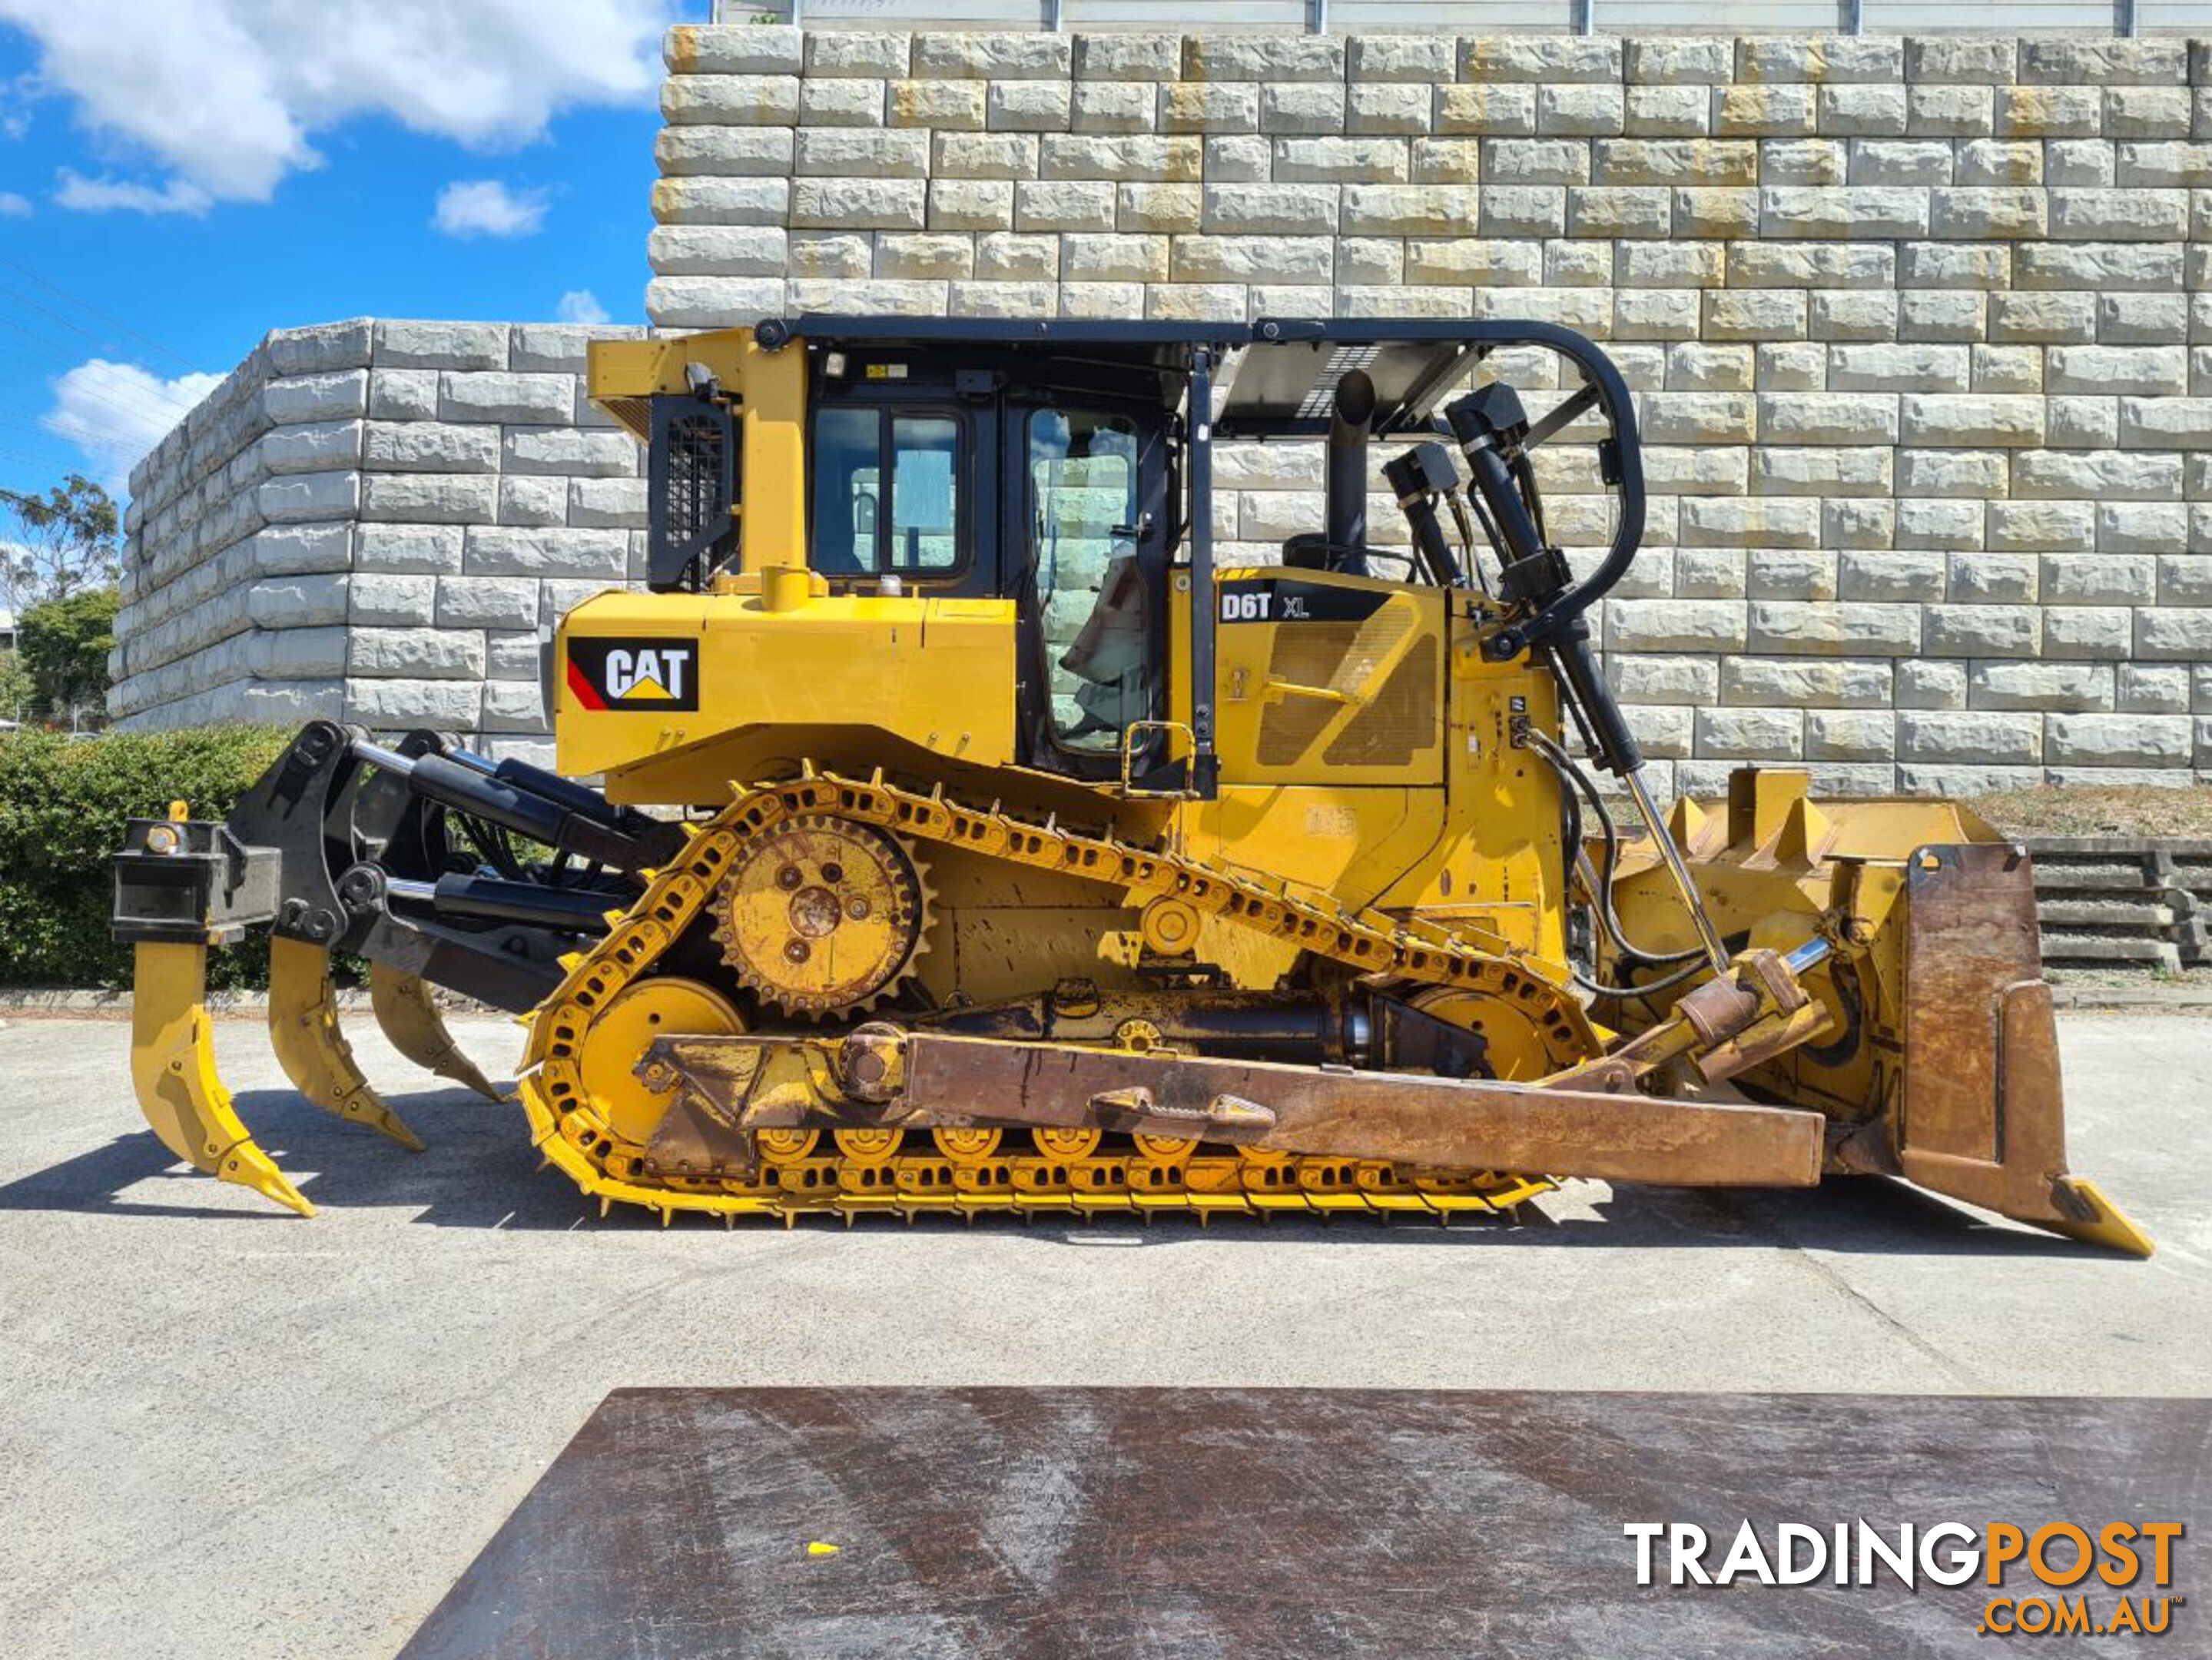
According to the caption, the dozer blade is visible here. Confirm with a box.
[1615,775,2151,1256]
[1886,843,2151,1257]
[369,960,503,1101]
[267,935,425,1153]
[129,941,314,1217]
[647,1025,1829,1193]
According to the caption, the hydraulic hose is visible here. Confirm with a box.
[1524,729,1707,971]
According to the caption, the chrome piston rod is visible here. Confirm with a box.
[1620,763,1731,974]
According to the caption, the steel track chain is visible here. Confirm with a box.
[516,768,1587,1224]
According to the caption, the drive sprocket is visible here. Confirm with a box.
[709,815,930,1018]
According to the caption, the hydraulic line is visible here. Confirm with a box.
[1524,729,1710,974]
[1540,735,1624,1004]
[1581,953,1712,1004]
[1442,490,1491,596]
[1620,763,1729,973]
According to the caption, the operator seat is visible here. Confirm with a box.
[1056,553,1147,739]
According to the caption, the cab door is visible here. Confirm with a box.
[808,379,998,600]
[1000,396,1172,781]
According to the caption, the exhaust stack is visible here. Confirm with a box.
[1325,368,1376,575]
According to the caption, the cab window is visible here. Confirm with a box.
[811,407,963,577]
[1030,407,1145,752]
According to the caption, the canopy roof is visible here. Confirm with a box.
[785,315,1604,441]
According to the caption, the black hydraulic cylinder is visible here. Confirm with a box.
[1382,456,1462,588]
[448,745,639,835]
[366,745,646,869]
[1403,495,1458,588]
[1461,441,1544,570]
[1398,491,1468,589]
[491,757,633,832]
[415,873,616,935]
[1325,369,1376,575]
[1546,623,1643,778]
[1445,393,1643,775]
[1447,389,1561,602]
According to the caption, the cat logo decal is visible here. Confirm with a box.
[566,638,701,712]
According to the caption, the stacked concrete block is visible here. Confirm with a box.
[645,24,2212,796]
[114,26,2212,794]
[114,319,648,757]
[2028,837,2212,971]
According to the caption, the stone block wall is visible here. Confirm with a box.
[644,25,2212,795]
[114,317,648,760]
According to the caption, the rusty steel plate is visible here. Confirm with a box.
[399,1387,2207,1660]
[1902,841,2045,1167]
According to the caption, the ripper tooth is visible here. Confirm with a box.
[369,962,502,1103]
[268,937,425,1154]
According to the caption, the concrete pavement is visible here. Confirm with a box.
[2,1011,2206,1660]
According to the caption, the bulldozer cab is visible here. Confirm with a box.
[798,350,1179,776]
[584,316,1647,801]
[808,347,1180,778]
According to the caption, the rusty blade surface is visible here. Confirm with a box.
[655,1030,1826,1190]
[1899,841,2044,1167]
[1892,842,2151,1252]
[900,1034,1825,1187]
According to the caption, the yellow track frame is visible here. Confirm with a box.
[516,765,1587,1225]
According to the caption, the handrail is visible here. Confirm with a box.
[1249,317,1646,657]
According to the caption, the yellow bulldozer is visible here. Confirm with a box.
[112,316,2148,1253]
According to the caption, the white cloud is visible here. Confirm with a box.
[1,71,33,140]
[556,287,612,324]
[0,191,31,217]
[42,358,223,496]
[0,0,675,205]
[433,178,549,239]
[52,169,212,214]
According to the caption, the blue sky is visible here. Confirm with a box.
[0,1,707,505]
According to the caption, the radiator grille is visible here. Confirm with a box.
[1256,622,1364,768]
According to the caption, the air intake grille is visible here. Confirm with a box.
[1256,622,1364,768]
[662,414,727,550]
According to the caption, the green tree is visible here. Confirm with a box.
[0,649,31,725]
[1,473,120,613]
[18,588,119,722]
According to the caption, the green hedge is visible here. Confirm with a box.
[0,726,292,988]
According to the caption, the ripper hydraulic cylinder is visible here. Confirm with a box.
[353,739,665,872]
